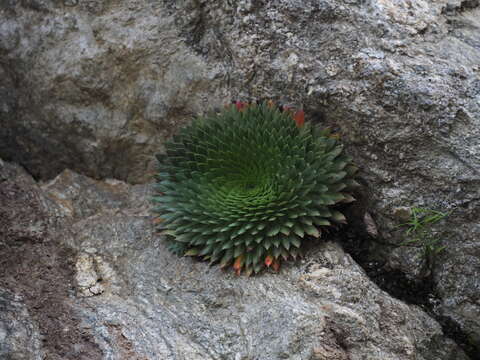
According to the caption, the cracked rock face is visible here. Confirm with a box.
[0,161,470,359]
[1,0,480,356]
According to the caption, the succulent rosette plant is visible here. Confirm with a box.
[153,101,357,275]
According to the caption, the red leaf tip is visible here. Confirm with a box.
[265,255,273,267]
[294,110,305,128]
[233,256,244,275]
[235,101,248,112]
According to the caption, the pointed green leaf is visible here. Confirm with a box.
[184,249,199,256]
[293,225,304,238]
[304,225,320,238]
[291,237,301,248]
[331,211,347,224]
[267,225,281,237]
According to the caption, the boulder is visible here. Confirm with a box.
[0,161,470,359]
[1,0,479,355]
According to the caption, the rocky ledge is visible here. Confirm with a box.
[0,159,469,359]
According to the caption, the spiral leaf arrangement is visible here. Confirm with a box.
[153,102,358,275]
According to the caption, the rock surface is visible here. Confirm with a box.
[1,0,480,356]
[0,160,104,360]
[0,289,43,360]
[0,161,469,359]
[0,0,229,184]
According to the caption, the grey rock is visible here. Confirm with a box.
[37,166,466,360]
[0,289,44,360]
[0,0,227,183]
[0,160,105,360]
[1,0,480,354]
[0,158,65,245]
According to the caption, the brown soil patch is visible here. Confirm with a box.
[0,174,103,360]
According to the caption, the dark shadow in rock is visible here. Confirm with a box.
[339,224,479,360]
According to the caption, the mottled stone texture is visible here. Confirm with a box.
[1,0,480,356]
[0,161,469,359]
[0,0,228,183]
[0,289,43,360]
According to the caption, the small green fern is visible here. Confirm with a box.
[400,207,450,257]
